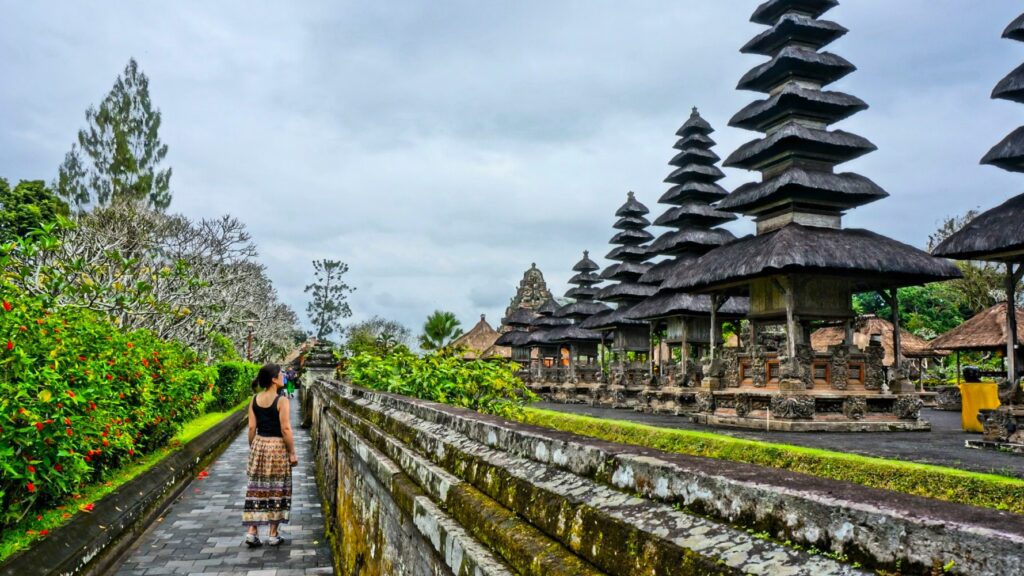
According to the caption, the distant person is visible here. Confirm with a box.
[243,363,297,547]
[285,372,295,398]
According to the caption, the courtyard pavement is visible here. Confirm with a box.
[114,397,334,575]
[535,403,1024,479]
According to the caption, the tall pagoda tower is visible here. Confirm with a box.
[659,0,959,430]
[630,109,747,388]
[580,192,658,393]
[548,251,611,387]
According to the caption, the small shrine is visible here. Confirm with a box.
[494,307,537,377]
[655,0,961,431]
[526,298,573,381]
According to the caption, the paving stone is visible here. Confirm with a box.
[114,399,332,574]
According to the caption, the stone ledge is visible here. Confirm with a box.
[0,409,247,576]
[690,413,932,432]
[324,379,1024,576]
[318,382,861,575]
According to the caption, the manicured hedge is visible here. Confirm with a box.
[343,351,535,419]
[0,289,219,530]
[210,361,259,411]
[520,408,1024,515]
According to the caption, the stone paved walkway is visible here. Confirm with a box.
[114,396,334,575]
[536,403,1024,479]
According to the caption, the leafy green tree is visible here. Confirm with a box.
[343,316,411,357]
[419,310,463,353]
[304,259,355,340]
[0,178,69,243]
[853,284,964,339]
[55,58,172,211]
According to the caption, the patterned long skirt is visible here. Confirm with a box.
[243,436,292,526]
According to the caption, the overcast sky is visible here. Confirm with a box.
[3,1,1023,336]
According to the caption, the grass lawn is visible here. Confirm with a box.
[520,407,1024,515]
[0,399,248,564]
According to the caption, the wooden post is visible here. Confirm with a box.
[890,288,903,370]
[648,323,655,378]
[709,295,720,361]
[681,318,689,369]
[956,350,961,385]
[844,319,853,347]
[781,279,798,360]
[1006,262,1021,386]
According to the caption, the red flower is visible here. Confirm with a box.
[18,325,26,332]
[64,417,71,425]
[2,301,11,312]
[45,419,53,424]
[105,374,113,381]
[81,503,95,512]
[78,356,86,361]
[102,439,109,447]
[66,427,73,436]
[141,359,149,367]
[54,464,62,472]
[88,402,97,411]
[39,529,49,536]
[18,407,26,415]
[6,341,13,351]
[35,422,43,431]
[83,456,91,462]
[35,319,43,325]
[126,342,133,348]
[27,465,36,474]
[66,390,75,398]
[36,515,42,521]
[26,482,35,493]
[128,449,134,456]
[101,431,108,437]
[119,392,125,399]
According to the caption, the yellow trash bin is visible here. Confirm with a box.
[958,383,1001,432]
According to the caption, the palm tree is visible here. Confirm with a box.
[419,310,463,353]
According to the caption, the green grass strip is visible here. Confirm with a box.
[520,407,1024,515]
[0,399,248,563]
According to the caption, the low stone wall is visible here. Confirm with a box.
[308,378,1024,575]
[0,408,247,576]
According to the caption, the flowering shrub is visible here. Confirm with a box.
[0,289,217,529]
[210,361,260,411]
[343,351,535,419]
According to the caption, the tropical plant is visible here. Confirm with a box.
[0,179,69,244]
[55,58,172,211]
[304,259,354,340]
[343,350,535,419]
[418,310,464,353]
[343,316,411,357]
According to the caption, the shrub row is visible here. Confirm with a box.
[342,351,535,419]
[211,361,260,411]
[520,408,1024,515]
[0,287,253,530]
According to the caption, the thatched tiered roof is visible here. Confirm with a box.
[929,303,1024,352]
[663,0,959,296]
[452,314,507,360]
[811,316,941,366]
[527,298,573,345]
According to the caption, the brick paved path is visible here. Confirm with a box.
[115,396,334,575]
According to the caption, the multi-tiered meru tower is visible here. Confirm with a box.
[659,0,960,430]
[630,109,748,413]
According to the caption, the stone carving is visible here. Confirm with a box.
[829,345,849,390]
[749,346,767,388]
[934,385,962,411]
[695,391,716,414]
[503,263,554,321]
[842,396,867,420]
[980,408,1014,443]
[734,393,752,418]
[769,395,815,420]
[892,395,923,420]
[864,346,884,390]
[719,349,740,388]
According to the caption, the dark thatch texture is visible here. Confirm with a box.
[737,46,854,93]
[577,309,615,330]
[614,215,651,229]
[536,298,561,316]
[675,132,715,150]
[451,315,502,360]
[610,229,655,246]
[494,330,531,347]
[665,164,727,185]
[1005,12,1024,42]
[544,325,604,343]
[628,292,748,321]
[992,63,1024,104]
[750,0,838,26]
[532,314,572,328]
[600,262,652,280]
[595,282,658,301]
[572,251,600,272]
[648,228,736,256]
[981,126,1024,173]
[653,202,736,228]
[605,245,651,262]
[553,300,611,319]
[717,167,887,214]
[502,308,537,327]
[579,305,647,330]
[730,84,866,133]
[677,111,713,135]
[811,316,942,366]
[742,13,846,56]
[932,193,1024,261]
[928,303,1024,351]
[615,191,649,217]
[565,286,600,300]
[662,224,962,294]
[639,257,696,285]
[724,124,875,171]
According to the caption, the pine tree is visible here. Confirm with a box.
[56,58,172,211]
[304,259,355,340]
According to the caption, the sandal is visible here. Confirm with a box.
[244,533,262,547]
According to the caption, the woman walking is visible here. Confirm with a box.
[243,363,298,547]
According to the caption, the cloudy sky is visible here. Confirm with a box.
[3,1,1023,336]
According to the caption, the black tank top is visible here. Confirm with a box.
[252,394,283,437]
